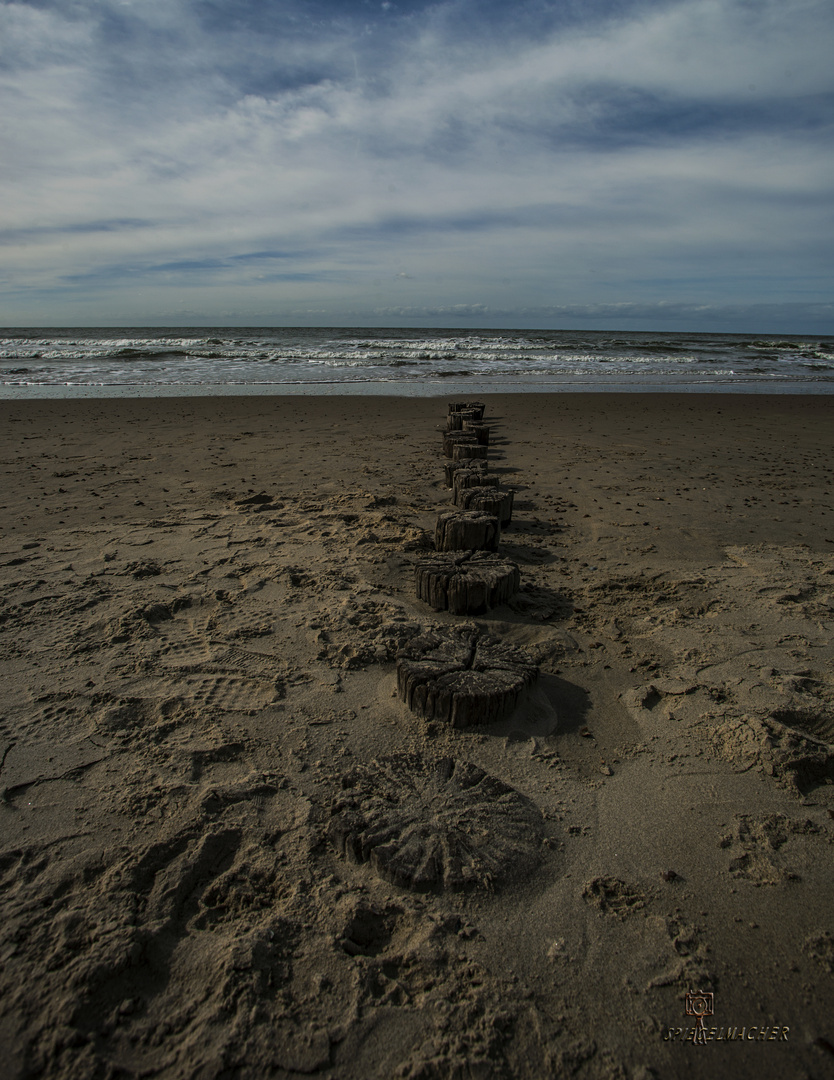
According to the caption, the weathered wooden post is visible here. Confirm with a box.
[415,551,520,614]
[435,510,500,552]
[451,442,488,461]
[443,431,479,458]
[456,486,514,525]
[447,409,480,432]
[462,422,490,446]
[452,471,499,499]
[444,458,488,487]
[396,628,539,727]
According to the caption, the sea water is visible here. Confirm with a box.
[1,327,833,397]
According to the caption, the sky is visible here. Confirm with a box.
[1,0,832,332]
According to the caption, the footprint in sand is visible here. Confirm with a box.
[719,812,825,885]
[156,673,280,713]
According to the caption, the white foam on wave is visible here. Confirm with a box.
[2,329,833,395]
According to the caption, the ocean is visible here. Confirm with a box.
[1,327,833,397]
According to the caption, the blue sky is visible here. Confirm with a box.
[1,0,832,331]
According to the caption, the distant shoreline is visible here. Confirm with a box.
[3,382,834,400]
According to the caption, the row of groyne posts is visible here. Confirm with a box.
[395,401,542,728]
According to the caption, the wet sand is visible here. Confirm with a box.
[1,393,833,1079]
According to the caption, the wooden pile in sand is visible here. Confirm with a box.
[329,402,546,893]
[395,401,540,728]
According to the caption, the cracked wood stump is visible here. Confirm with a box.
[443,431,478,458]
[452,442,488,462]
[435,510,500,552]
[452,470,499,498]
[396,626,539,727]
[462,422,490,446]
[455,486,514,525]
[444,458,487,487]
[327,752,543,892]
[448,401,486,422]
[446,409,479,431]
[414,551,520,614]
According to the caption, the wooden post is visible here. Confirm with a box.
[447,409,479,432]
[414,551,520,614]
[456,486,514,525]
[452,471,499,499]
[396,627,539,727]
[448,401,485,422]
[462,422,489,446]
[444,458,487,487]
[327,752,543,891]
[443,432,478,458]
[435,510,500,551]
[452,443,488,461]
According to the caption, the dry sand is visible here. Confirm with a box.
[1,392,833,1079]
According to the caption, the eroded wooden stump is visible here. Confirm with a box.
[446,409,479,432]
[328,752,542,891]
[452,442,488,461]
[444,458,487,487]
[396,626,539,727]
[448,400,486,422]
[415,551,520,614]
[435,510,500,552]
[455,486,514,525]
[452,470,499,498]
[443,432,478,458]
[462,422,490,446]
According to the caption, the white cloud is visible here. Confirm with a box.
[0,0,832,326]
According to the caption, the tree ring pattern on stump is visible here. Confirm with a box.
[396,626,539,727]
[414,551,520,614]
[328,752,543,892]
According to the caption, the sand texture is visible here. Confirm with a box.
[1,392,833,1079]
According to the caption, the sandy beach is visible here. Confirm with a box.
[1,392,833,1079]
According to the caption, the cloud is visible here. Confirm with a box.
[0,0,832,328]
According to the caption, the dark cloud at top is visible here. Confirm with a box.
[0,0,832,328]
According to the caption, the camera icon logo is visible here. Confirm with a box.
[685,991,714,1043]
[685,992,714,1019]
